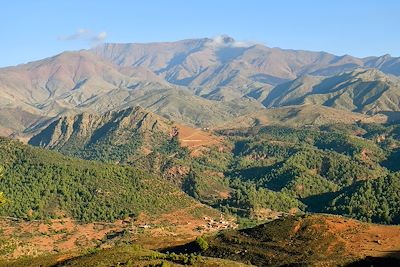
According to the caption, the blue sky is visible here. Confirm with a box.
[1,0,399,67]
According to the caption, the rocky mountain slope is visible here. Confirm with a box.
[92,36,400,90]
[263,69,400,116]
[28,106,173,150]
[215,104,387,129]
[1,36,400,136]
[0,49,262,134]
[28,106,222,163]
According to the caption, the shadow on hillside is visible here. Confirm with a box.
[160,240,200,254]
[302,190,341,212]
[346,251,400,267]
[381,148,400,172]
[379,111,400,123]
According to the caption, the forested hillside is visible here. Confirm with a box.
[29,114,400,224]
[0,137,214,222]
[216,123,400,224]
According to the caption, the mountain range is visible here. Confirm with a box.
[1,35,400,136]
[1,36,400,266]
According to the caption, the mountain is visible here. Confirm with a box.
[92,36,400,85]
[263,69,400,116]
[28,106,223,162]
[28,106,174,158]
[92,36,400,99]
[0,49,262,135]
[215,104,387,129]
[1,36,400,136]
[364,54,400,76]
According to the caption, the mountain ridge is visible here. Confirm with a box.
[1,36,400,136]
[262,68,400,115]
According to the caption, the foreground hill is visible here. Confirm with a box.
[4,214,400,266]
[197,214,400,266]
[1,245,251,267]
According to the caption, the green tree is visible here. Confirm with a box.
[0,166,5,205]
[195,236,209,252]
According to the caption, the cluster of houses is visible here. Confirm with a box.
[199,215,238,232]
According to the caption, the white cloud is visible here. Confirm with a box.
[58,28,91,41]
[206,35,257,48]
[58,29,107,45]
[91,31,107,44]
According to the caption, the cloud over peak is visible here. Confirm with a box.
[206,35,257,48]
[92,31,107,43]
[58,29,107,45]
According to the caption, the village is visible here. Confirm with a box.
[198,215,238,232]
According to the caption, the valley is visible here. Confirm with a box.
[1,34,400,266]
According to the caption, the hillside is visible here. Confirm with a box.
[28,106,174,162]
[263,69,400,116]
[1,245,251,267]
[215,104,388,129]
[4,214,400,266]
[28,107,400,226]
[27,107,230,197]
[0,136,234,261]
[0,137,219,222]
[205,123,399,224]
[28,106,223,163]
[197,214,400,266]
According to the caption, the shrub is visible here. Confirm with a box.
[195,236,209,252]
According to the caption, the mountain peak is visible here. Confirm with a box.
[350,68,388,81]
[215,34,236,45]
[204,35,254,48]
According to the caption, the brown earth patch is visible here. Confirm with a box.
[218,191,230,199]
[176,125,222,148]
[321,216,400,259]
[0,205,226,261]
